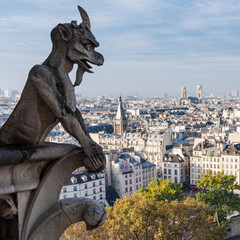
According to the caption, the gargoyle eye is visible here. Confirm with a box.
[85,43,93,51]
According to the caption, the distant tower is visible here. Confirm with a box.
[197,85,203,102]
[181,86,187,98]
[114,96,128,135]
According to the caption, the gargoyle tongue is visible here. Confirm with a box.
[74,65,84,87]
[74,61,93,87]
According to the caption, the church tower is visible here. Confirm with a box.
[114,96,127,135]
[197,85,203,103]
[181,86,187,98]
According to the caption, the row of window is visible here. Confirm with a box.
[125,169,155,179]
[135,171,141,176]
[125,179,132,185]
[191,174,201,179]
[164,163,180,167]
[84,188,103,196]
[191,170,238,180]
[191,163,238,170]
[143,172,155,179]
[125,182,145,192]
[63,193,103,200]
[125,186,133,193]
[63,186,103,194]
[191,157,239,163]
[163,169,184,175]
[125,177,142,185]
[163,176,178,183]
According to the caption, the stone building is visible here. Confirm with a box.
[190,141,240,188]
[105,152,157,198]
[178,85,203,105]
[197,85,203,102]
[181,86,187,98]
[162,144,190,185]
[162,153,188,184]
[94,130,172,177]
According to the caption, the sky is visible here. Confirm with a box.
[0,0,240,97]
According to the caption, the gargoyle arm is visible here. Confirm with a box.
[30,66,105,171]
[29,66,91,147]
[75,109,91,138]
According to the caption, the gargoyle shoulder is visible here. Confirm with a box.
[28,65,53,81]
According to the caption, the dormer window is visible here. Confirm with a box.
[71,177,77,184]
[89,173,96,180]
[81,175,88,182]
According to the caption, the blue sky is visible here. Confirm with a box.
[0,0,240,97]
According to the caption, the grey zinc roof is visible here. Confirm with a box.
[86,124,113,134]
[142,161,155,168]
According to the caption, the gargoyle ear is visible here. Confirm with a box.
[58,24,72,41]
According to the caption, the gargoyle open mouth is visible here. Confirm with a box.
[78,59,94,73]
[74,59,96,87]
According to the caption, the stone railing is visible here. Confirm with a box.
[0,143,106,240]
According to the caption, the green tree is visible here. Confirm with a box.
[139,178,184,201]
[156,197,226,240]
[105,194,162,240]
[61,194,226,240]
[196,170,240,226]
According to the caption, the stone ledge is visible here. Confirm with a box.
[0,143,107,240]
[0,142,80,166]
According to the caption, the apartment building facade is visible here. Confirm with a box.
[190,142,240,187]
[105,152,157,198]
[60,170,107,206]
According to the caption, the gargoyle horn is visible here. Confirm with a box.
[78,5,91,30]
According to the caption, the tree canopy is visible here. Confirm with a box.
[61,189,226,239]
[196,170,240,226]
[139,178,184,201]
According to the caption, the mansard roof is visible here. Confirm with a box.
[64,170,104,185]
[222,147,240,156]
[163,154,184,163]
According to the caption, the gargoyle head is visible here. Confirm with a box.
[49,6,104,86]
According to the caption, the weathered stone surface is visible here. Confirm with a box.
[28,198,106,240]
[0,5,106,240]
[0,143,78,195]
[0,144,107,240]
[0,143,79,166]
[21,148,86,239]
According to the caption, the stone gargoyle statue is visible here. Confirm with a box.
[0,6,106,240]
[0,5,105,173]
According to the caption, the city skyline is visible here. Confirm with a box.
[0,0,240,96]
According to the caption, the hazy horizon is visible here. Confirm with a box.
[0,0,240,97]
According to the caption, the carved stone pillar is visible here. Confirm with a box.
[0,143,106,240]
